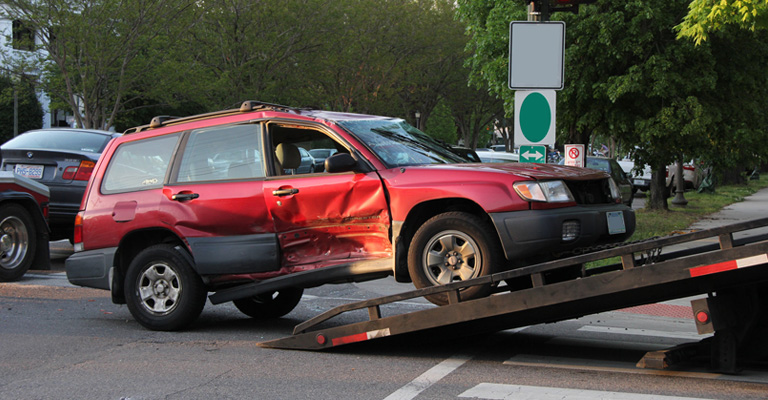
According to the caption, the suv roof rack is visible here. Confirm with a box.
[123,100,303,134]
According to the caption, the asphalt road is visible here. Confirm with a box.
[8,189,768,399]
[2,267,768,400]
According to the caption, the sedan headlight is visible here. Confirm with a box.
[514,180,575,203]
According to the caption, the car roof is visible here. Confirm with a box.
[22,128,119,137]
[123,100,397,135]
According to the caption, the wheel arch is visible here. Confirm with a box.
[393,198,494,282]
[111,229,189,304]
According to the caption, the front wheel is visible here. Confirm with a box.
[124,244,207,331]
[0,204,36,282]
[233,287,304,319]
[407,212,502,305]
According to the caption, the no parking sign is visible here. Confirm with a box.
[564,144,584,167]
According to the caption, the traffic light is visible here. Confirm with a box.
[549,0,597,14]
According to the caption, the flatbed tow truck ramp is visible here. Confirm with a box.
[259,217,768,374]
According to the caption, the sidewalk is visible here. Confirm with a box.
[670,185,768,250]
[687,185,768,231]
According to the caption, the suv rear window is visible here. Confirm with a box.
[177,124,264,182]
[2,129,112,153]
[102,134,179,193]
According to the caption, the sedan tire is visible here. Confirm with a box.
[0,204,36,282]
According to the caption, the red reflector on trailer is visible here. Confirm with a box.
[316,334,327,345]
[689,254,768,277]
[330,328,391,347]
[695,311,709,324]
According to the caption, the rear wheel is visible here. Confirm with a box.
[407,212,502,305]
[0,204,36,282]
[233,287,304,319]
[124,244,206,331]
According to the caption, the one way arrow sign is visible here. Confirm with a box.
[519,145,546,163]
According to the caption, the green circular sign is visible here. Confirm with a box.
[519,92,551,143]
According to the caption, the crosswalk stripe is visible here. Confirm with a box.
[459,383,713,400]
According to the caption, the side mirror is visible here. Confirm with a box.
[325,153,357,173]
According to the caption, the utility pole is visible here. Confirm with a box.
[527,0,549,22]
[13,85,19,137]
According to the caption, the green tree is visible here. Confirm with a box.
[423,99,458,144]
[1,0,200,130]
[182,0,332,110]
[678,0,768,44]
[457,0,767,210]
[693,27,768,182]
[0,75,42,142]
[561,1,718,210]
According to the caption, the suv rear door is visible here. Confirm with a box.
[165,123,279,275]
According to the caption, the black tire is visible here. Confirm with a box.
[407,212,502,305]
[124,244,207,331]
[233,287,304,319]
[0,204,36,282]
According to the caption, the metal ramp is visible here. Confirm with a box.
[259,218,768,372]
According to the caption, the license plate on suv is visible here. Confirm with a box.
[607,211,626,235]
[14,164,44,179]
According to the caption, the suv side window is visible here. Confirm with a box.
[102,134,179,193]
[270,124,348,175]
[177,124,264,182]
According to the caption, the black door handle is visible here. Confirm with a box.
[172,192,200,201]
[272,188,299,197]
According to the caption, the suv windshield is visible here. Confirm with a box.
[338,119,466,168]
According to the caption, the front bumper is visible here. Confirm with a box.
[490,204,636,261]
[65,247,117,290]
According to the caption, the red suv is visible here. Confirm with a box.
[66,101,635,331]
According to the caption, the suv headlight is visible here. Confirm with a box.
[514,180,575,203]
[608,178,622,203]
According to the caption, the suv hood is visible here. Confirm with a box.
[414,162,607,181]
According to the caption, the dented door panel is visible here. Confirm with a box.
[264,172,391,269]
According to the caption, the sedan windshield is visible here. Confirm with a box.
[338,119,466,168]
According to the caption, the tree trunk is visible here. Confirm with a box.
[648,162,669,211]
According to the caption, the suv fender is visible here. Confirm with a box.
[111,229,189,304]
[392,198,492,283]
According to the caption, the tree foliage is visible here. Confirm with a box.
[0,75,42,142]
[457,0,768,209]
[1,0,200,129]
[2,0,500,145]
[678,0,768,44]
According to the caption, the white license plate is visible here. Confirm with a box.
[14,164,44,179]
[607,211,626,235]
[633,179,645,185]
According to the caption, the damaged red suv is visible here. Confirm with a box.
[66,101,635,331]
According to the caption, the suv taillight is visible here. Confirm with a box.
[62,161,96,181]
[73,212,84,251]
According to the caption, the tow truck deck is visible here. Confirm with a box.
[259,217,768,373]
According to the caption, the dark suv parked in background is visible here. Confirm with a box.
[66,101,635,331]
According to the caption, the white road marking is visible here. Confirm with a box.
[382,354,472,400]
[459,383,714,400]
[579,325,709,340]
[383,327,528,400]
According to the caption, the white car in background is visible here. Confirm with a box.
[476,150,519,163]
[618,158,702,194]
